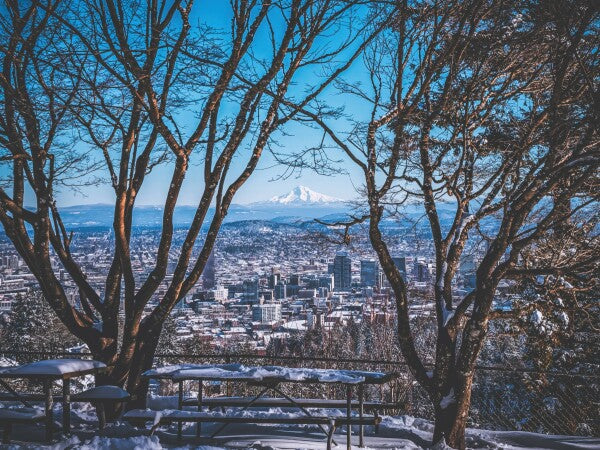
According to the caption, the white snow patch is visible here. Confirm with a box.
[530,310,543,325]
[557,311,569,327]
[439,389,456,409]
[442,309,455,327]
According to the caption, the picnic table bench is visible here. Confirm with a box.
[124,408,381,450]
[140,363,398,449]
[0,408,46,444]
[0,359,128,443]
[182,395,397,412]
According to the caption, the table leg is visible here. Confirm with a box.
[196,380,203,438]
[44,380,53,443]
[62,378,71,435]
[210,385,271,438]
[177,380,183,440]
[359,384,364,447]
[346,385,352,450]
[272,386,336,445]
[3,422,12,444]
[97,402,106,430]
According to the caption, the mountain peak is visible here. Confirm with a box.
[268,185,342,204]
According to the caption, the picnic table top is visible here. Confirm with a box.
[143,363,398,385]
[0,359,107,380]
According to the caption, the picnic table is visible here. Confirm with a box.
[0,359,107,442]
[137,363,398,449]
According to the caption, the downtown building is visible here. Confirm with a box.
[333,252,351,291]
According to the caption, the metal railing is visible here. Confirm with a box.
[1,350,598,437]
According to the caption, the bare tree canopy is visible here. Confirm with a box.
[0,0,376,405]
[285,0,599,447]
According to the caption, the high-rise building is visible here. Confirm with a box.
[242,279,259,303]
[319,275,334,291]
[414,260,432,282]
[360,260,380,287]
[333,252,351,291]
[274,283,287,299]
[202,249,216,289]
[258,290,274,301]
[268,271,280,289]
[289,274,300,286]
[252,302,282,324]
[205,286,229,302]
[392,256,407,281]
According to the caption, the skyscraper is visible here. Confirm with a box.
[268,271,281,289]
[360,259,380,287]
[202,249,216,289]
[333,252,351,291]
[274,283,287,299]
[392,256,407,281]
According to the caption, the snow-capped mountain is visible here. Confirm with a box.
[267,185,342,204]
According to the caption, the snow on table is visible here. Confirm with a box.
[72,385,130,400]
[2,359,106,377]
[144,364,390,384]
[143,363,210,378]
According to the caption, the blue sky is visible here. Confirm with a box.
[51,0,370,207]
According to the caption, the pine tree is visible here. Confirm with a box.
[3,292,78,364]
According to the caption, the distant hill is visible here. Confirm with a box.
[52,201,350,230]
[33,187,476,233]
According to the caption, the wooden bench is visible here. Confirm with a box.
[182,395,392,436]
[0,393,62,402]
[123,409,381,450]
[182,395,397,411]
[0,385,129,431]
[0,408,46,444]
[72,385,130,430]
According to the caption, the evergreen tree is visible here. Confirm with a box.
[2,291,78,363]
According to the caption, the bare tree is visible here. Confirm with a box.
[285,0,599,447]
[0,0,377,407]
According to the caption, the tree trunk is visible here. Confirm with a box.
[126,326,163,410]
[92,325,163,420]
[433,372,475,449]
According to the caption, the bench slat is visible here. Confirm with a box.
[182,396,396,410]
[0,393,62,402]
[0,408,46,423]
[123,409,380,426]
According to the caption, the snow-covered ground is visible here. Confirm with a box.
[1,401,599,450]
